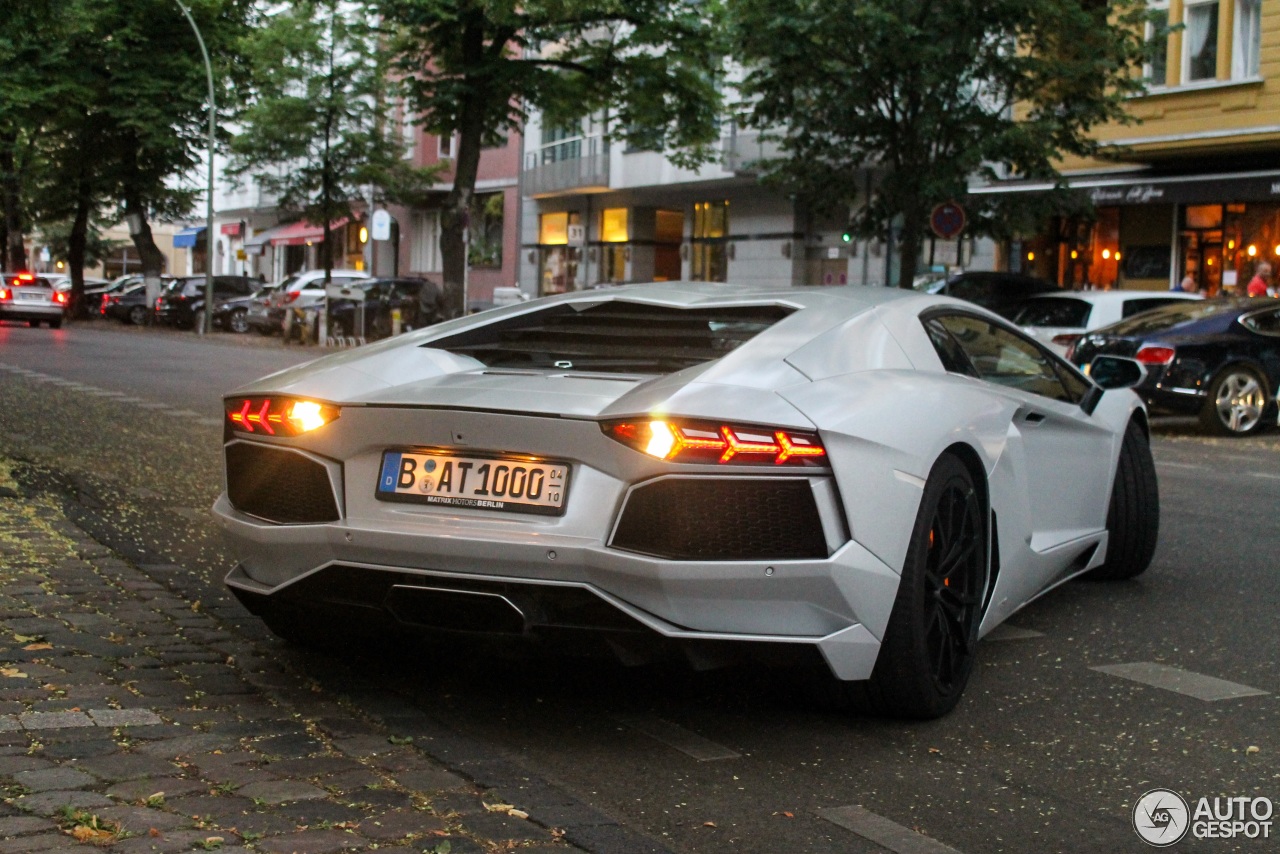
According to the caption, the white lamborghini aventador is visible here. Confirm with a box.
[214,283,1159,719]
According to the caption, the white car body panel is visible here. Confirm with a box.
[215,283,1147,683]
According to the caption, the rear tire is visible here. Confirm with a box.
[48,318,62,329]
[127,306,148,326]
[835,454,988,719]
[1199,365,1268,436]
[1086,420,1159,581]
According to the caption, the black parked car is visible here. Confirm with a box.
[327,277,434,340]
[1069,298,1280,436]
[917,271,1059,319]
[101,282,154,325]
[213,284,277,334]
[155,275,257,329]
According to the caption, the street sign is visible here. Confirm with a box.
[567,224,586,246]
[930,202,967,240]
[371,209,392,241]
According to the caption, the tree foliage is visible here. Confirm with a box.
[729,0,1153,286]
[376,0,727,316]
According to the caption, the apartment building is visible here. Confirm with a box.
[517,111,997,294]
[974,0,1276,294]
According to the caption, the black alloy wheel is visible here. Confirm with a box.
[858,453,988,719]
[127,305,148,326]
[228,309,250,334]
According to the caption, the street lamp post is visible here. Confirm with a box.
[174,0,216,335]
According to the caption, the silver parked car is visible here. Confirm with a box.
[0,272,67,328]
[215,283,1159,719]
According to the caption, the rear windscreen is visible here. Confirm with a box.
[1013,298,1091,328]
[427,301,794,373]
[1104,300,1236,336]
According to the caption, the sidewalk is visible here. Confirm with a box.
[0,457,593,854]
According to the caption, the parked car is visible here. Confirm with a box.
[246,269,368,335]
[1013,290,1204,354]
[216,284,278,334]
[217,282,1157,720]
[155,275,258,329]
[0,272,67,327]
[1069,297,1280,436]
[327,278,434,339]
[102,280,178,325]
[915,271,1059,318]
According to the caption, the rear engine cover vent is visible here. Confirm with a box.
[611,478,828,561]
[226,442,339,524]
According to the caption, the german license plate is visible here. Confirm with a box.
[17,292,45,301]
[376,451,569,515]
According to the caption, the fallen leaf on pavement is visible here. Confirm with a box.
[70,825,114,843]
[703,821,717,827]
[22,643,52,651]
[0,667,27,679]
[483,802,516,813]
[509,809,529,820]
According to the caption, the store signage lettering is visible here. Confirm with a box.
[1089,185,1166,204]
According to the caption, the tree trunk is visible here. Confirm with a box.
[125,197,168,322]
[897,204,927,289]
[67,175,92,319]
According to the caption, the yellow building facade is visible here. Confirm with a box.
[977,0,1279,293]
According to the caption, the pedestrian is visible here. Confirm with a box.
[1176,272,1199,293]
[417,278,446,326]
[1246,262,1271,298]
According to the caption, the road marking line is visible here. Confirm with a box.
[1154,461,1201,469]
[1249,472,1280,481]
[162,409,201,418]
[1091,662,1269,701]
[618,716,740,761]
[819,805,963,854]
[983,624,1044,642]
[195,417,224,427]
[135,402,172,410]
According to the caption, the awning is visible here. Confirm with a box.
[269,218,349,247]
[244,223,291,252]
[172,226,206,248]
[970,168,1280,206]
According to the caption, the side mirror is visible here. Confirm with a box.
[1089,355,1146,390]
[1080,356,1146,415]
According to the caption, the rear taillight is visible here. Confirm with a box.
[53,291,68,305]
[1135,345,1176,366]
[603,418,827,466]
[283,291,300,304]
[225,397,340,436]
[1051,333,1080,349]
[0,288,10,301]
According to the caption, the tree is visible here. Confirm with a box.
[376,0,726,317]
[729,0,1153,287]
[229,0,428,285]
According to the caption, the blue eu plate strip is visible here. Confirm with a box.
[378,452,402,493]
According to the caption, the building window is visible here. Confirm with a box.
[539,211,570,245]
[1184,0,1220,82]
[1234,0,1261,79]
[1145,1,1169,86]
[600,208,629,243]
[399,101,416,160]
[468,193,504,269]
[410,211,441,273]
[540,124,582,164]
[691,200,729,283]
[438,134,454,159]
[538,212,582,295]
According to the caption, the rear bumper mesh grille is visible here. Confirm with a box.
[610,477,828,560]
[225,442,339,524]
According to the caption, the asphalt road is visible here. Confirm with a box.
[2,318,1278,854]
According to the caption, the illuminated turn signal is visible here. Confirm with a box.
[225,397,339,436]
[604,418,826,466]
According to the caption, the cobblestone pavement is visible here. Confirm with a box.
[0,457,593,854]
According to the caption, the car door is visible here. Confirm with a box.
[928,312,1116,598]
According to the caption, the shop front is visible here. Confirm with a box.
[977,169,1280,293]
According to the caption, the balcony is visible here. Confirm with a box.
[524,135,611,197]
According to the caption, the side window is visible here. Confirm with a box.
[935,314,1078,403]
[1123,297,1183,318]
[923,318,979,377]
[1241,308,1280,336]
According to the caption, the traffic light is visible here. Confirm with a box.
[841,227,854,243]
